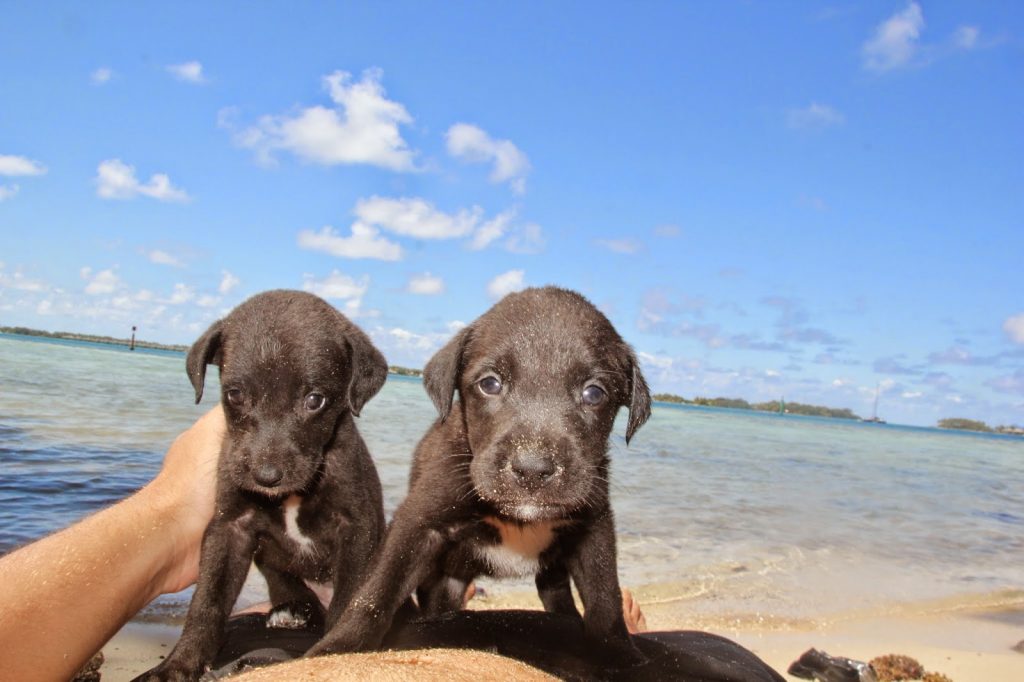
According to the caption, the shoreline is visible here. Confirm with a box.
[102,587,1024,681]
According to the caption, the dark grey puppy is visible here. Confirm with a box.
[309,286,651,666]
[136,290,388,682]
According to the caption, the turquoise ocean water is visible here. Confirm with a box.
[1,333,1021,625]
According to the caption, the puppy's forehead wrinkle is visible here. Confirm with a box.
[257,334,284,364]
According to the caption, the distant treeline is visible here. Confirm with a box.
[388,365,423,377]
[1,326,187,352]
[938,417,1023,435]
[652,393,859,420]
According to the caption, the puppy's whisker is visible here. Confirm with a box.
[455,481,479,503]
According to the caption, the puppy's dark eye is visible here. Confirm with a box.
[304,393,326,411]
[478,376,502,396]
[225,389,243,407]
[581,385,606,406]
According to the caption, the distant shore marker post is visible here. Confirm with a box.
[130,325,137,351]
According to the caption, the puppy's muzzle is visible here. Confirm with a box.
[253,464,284,487]
[509,451,557,489]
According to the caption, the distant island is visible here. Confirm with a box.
[388,365,423,377]
[3,326,426,378]
[652,393,859,420]
[1,326,187,353]
[937,417,1023,436]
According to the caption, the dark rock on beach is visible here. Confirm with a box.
[787,648,876,681]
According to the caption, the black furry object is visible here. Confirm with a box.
[207,609,785,682]
[788,648,878,682]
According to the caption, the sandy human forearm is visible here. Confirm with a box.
[0,490,181,680]
[0,406,223,682]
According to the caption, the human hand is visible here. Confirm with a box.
[144,405,225,594]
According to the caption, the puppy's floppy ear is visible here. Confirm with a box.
[344,330,388,417]
[186,320,223,405]
[423,325,472,420]
[623,347,651,444]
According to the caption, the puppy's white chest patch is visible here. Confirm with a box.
[282,495,316,556]
[476,517,560,578]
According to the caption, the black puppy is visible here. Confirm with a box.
[310,286,651,665]
[136,290,388,681]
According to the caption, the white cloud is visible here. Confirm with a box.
[81,267,121,295]
[635,351,706,387]
[167,61,206,84]
[487,269,525,300]
[219,270,240,295]
[355,196,478,239]
[504,222,546,254]
[0,155,45,201]
[863,2,924,71]
[902,391,923,399]
[110,293,139,311]
[91,67,113,85]
[147,250,183,267]
[301,271,372,319]
[95,159,190,202]
[597,238,643,254]
[233,69,416,171]
[298,224,402,261]
[1004,313,1024,344]
[637,351,674,371]
[316,196,525,257]
[0,155,47,176]
[469,209,516,250]
[36,299,53,315]
[377,323,469,359]
[446,123,530,194]
[196,294,220,308]
[302,270,369,301]
[0,264,47,292]
[167,283,195,305]
[386,327,441,353]
[953,25,980,50]
[407,272,444,295]
[787,103,845,129]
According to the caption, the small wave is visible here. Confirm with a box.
[972,510,1024,525]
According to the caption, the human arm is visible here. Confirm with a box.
[0,405,224,682]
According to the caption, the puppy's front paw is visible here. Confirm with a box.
[266,600,324,631]
[306,622,382,657]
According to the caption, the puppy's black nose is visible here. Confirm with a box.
[510,452,556,486]
[253,464,283,487]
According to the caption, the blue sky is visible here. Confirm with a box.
[1,2,1022,427]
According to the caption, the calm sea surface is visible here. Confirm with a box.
[1,333,1022,624]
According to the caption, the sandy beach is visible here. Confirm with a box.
[99,586,1024,681]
